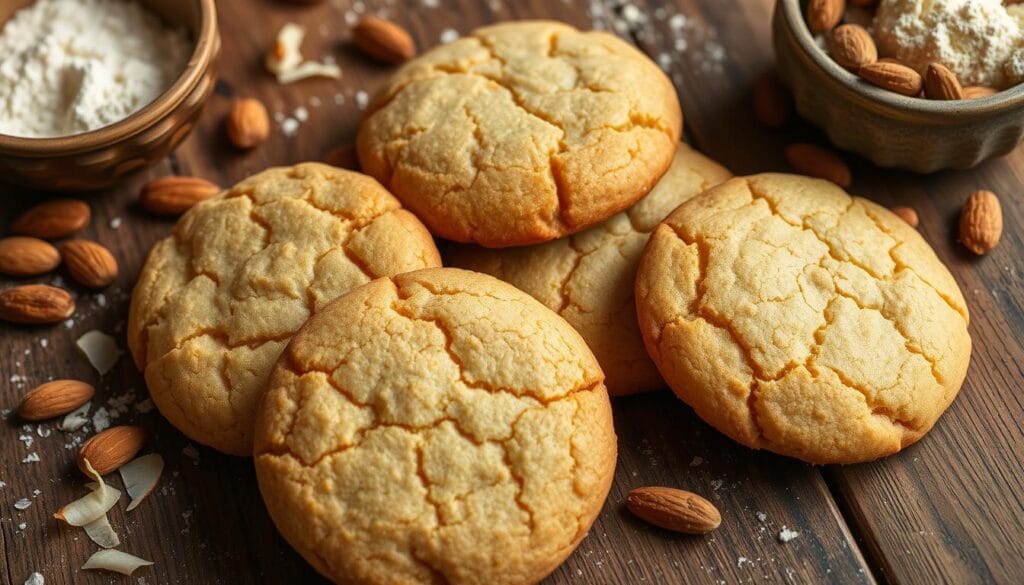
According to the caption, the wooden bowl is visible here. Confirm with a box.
[0,0,219,191]
[772,0,1024,173]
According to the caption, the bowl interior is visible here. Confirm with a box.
[0,0,200,37]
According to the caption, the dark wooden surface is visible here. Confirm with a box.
[1,0,1022,583]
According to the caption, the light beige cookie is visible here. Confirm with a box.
[127,163,441,455]
[356,20,683,248]
[635,174,971,464]
[254,268,616,585]
[448,143,731,396]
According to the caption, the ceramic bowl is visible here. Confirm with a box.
[773,0,1024,173]
[0,0,219,191]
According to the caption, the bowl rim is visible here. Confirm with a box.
[778,0,1024,120]
[0,0,217,155]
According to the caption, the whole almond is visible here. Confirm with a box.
[960,190,1002,255]
[11,199,90,239]
[859,62,923,96]
[806,0,845,34]
[753,73,792,128]
[0,285,75,324]
[963,86,997,100]
[60,240,118,289]
[627,487,721,534]
[78,425,147,476]
[18,380,95,421]
[890,206,919,228]
[923,63,964,100]
[827,25,877,71]
[0,237,61,276]
[352,17,416,64]
[785,143,852,187]
[226,98,270,149]
[140,176,220,215]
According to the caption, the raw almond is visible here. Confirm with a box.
[924,63,964,100]
[753,73,792,128]
[352,16,416,64]
[805,0,845,35]
[11,199,90,239]
[960,190,1002,255]
[627,487,721,535]
[140,176,220,215]
[78,425,147,476]
[785,143,852,187]
[226,98,270,149]
[0,284,75,324]
[61,240,118,289]
[827,24,877,71]
[890,206,919,228]
[963,86,997,100]
[322,144,361,170]
[858,62,923,96]
[18,380,95,421]
[0,237,61,276]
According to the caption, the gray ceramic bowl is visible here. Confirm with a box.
[773,0,1024,173]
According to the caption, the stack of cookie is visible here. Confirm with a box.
[128,20,972,585]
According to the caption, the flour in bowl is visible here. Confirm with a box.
[0,0,191,138]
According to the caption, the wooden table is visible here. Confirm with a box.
[2,0,1022,583]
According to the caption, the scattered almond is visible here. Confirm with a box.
[858,61,923,96]
[805,0,844,35]
[226,98,270,149]
[960,190,1002,255]
[753,73,792,128]
[352,16,416,64]
[78,426,147,476]
[61,240,118,289]
[322,144,361,170]
[11,199,91,239]
[0,284,75,324]
[140,176,220,215]
[963,86,997,100]
[0,237,61,277]
[627,487,721,535]
[827,24,877,71]
[18,380,95,421]
[785,143,852,188]
[890,206,919,228]
[923,63,964,100]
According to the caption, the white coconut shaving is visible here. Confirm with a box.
[54,460,120,526]
[75,330,121,375]
[81,549,153,576]
[120,453,164,511]
[265,23,341,84]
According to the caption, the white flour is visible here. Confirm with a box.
[0,0,191,138]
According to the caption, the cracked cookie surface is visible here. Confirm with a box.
[254,268,617,585]
[356,20,682,248]
[127,163,441,455]
[448,144,731,396]
[635,174,971,464]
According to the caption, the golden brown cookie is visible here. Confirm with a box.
[636,174,971,464]
[254,268,616,585]
[448,143,731,396]
[357,20,683,248]
[127,163,441,455]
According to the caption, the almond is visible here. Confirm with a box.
[352,16,416,64]
[60,239,118,289]
[923,63,964,100]
[858,62,923,96]
[322,144,361,170]
[78,425,147,476]
[627,487,721,535]
[753,73,792,128]
[11,199,90,239]
[0,237,61,276]
[785,143,852,187]
[963,86,997,100]
[805,0,845,35]
[140,176,220,215]
[960,190,1002,255]
[890,206,919,228]
[18,380,95,421]
[226,98,270,149]
[827,24,877,71]
[0,285,75,324]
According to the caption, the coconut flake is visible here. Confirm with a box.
[15,498,32,510]
[265,22,341,84]
[81,550,153,576]
[84,514,120,548]
[120,454,164,511]
[277,61,342,84]
[23,573,44,585]
[75,331,121,375]
[54,460,120,526]
[59,401,91,432]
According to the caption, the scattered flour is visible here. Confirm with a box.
[778,526,800,543]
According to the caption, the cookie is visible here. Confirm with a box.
[635,174,971,464]
[448,143,731,396]
[356,20,683,247]
[127,163,442,455]
[254,268,616,585]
